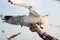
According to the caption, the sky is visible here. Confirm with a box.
[0,0,60,40]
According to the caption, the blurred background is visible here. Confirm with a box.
[0,0,60,40]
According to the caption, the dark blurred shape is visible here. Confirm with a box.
[56,0,60,2]
[2,30,4,33]
[4,16,12,20]
[2,30,21,40]
[8,0,11,2]
[43,14,50,17]
[8,32,21,39]
[8,0,13,4]
[7,32,21,40]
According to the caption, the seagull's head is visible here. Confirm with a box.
[27,6,32,9]
[29,6,32,8]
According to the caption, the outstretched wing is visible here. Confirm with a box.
[8,0,28,7]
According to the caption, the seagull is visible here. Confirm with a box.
[0,0,49,28]
[0,10,49,29]
[2,30,21,40]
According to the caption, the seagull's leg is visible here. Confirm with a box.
[20,19,24,27]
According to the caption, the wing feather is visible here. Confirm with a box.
[8,0,27,7]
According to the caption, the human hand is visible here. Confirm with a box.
[30,24,44,34]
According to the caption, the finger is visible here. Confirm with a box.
[30,27,36,32]
[35,24,43,29]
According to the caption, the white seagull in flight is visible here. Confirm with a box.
[0,0,49,29]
